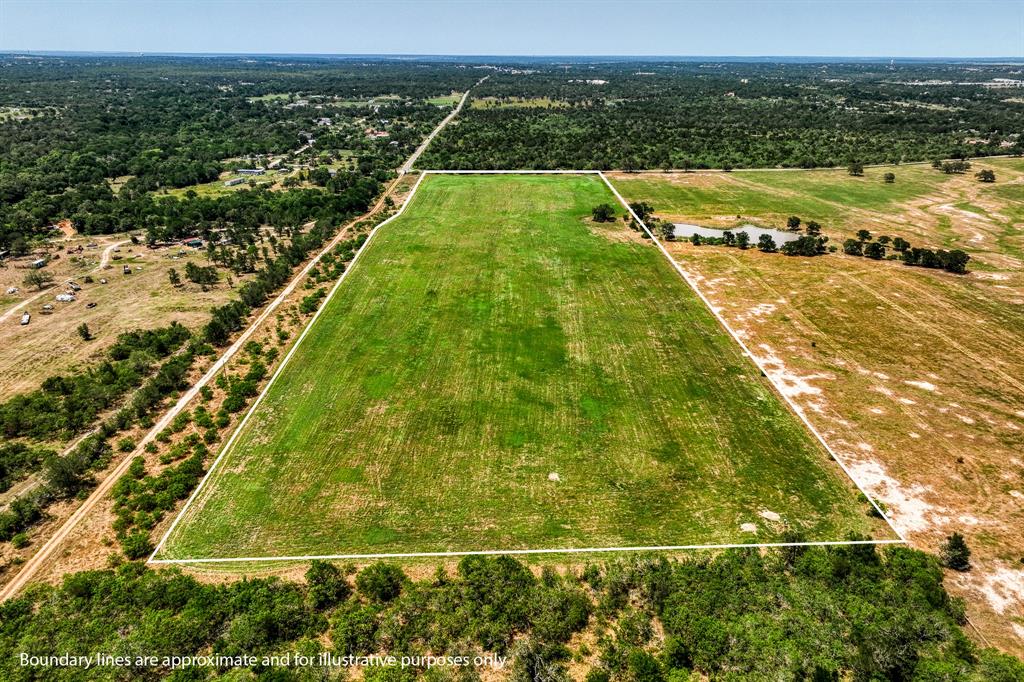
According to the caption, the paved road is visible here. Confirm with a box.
[0,78,482,602]
[0,239,130,326]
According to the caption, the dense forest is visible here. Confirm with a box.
[421,62,1024,170]
[2,547,1023,680]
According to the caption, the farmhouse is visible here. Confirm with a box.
[224,178,245,187]
[235,168,265,176]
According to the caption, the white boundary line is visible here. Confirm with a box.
[151,169,903,565]
[150,539,906,565]
[595,171,904,542]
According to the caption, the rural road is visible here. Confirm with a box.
[0,238,129,325]
[400,76,487,175]
[0,81,480,602]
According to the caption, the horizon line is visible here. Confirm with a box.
[2,50,1023,63]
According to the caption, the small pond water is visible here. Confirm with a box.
[672,223,801,244]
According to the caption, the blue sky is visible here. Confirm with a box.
[1,0,1022,58]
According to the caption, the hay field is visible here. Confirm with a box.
[159,174,880,560]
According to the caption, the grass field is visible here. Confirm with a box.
[609,165,954,232]
[610,163,1024,653]
[425,92,462,107]
[470,96,571,109]
[158,173,881,560]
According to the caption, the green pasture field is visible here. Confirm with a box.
[159,173,881,560]
[470,96,570,109]
[426,92,463,106]
[610,165,951,230]
[246,93,292,103]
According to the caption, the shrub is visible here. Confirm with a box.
[121,531,153,560]
[591,204,616,223]
[306,560,351,609]
[940,533,971,571]
[356,563,406,602]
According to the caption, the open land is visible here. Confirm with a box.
[159,173,886,561]
[0,235,239,399]
[609,158,1024,653]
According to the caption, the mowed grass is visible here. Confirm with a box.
[609,165,951,230]
[160,174,877,560]
[425,92,462,107]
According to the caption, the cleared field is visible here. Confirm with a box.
[426,92,463,107]
[163,169,287,198]
[609,165,954,232]
[0,237,239,399]
[159,173,881,561]
[470,96,570,109]
[611,163,1024,654]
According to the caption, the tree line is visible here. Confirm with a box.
[1,545,1021,680]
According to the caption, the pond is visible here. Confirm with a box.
[671,223,801,244]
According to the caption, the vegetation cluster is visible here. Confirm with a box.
[422,62,1023,170]
[1,547,1022,680]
